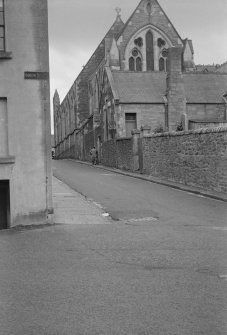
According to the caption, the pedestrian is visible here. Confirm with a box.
[90,146,97,165]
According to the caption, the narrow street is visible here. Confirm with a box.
[51,159,227,334]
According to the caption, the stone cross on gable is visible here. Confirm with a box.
[115,7,121,17]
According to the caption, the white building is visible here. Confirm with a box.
[0,0,53,228]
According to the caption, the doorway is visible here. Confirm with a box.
[0,180,10,230]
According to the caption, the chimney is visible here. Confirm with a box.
[166,47,187,130]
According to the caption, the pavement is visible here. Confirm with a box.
[53,176,112,225]
[68,159,227,203]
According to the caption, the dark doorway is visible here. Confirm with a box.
[0,180,10,230]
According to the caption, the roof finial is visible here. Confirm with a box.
[115,7,121,17]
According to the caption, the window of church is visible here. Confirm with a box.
[136,57,142,71]
[159,57,165,71]
[162,49,168,58]
[159,50,168,72]
[129,49,142,72]
[134,37,143,48]
[0,0,5,51]
[129,57,135,71]
[146,31,154,71]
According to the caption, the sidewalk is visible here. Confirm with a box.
[69,159,227,203]
[53,176,111,224]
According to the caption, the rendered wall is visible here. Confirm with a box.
[0,0,52,226]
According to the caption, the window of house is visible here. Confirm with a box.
[125,113,137,137]
[0,0,5,51]
[129,49,142,71]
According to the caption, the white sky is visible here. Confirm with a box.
[48,0,227,129]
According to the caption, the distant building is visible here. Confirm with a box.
[54,0,227,159]
[0,0,53,228]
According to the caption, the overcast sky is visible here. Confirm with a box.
[48,0,227,120]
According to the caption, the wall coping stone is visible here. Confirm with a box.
[145,126,227,138]
[116,136,132,142]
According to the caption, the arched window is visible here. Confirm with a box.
[136,57,142,71]
[146,31,154,71]
[159,49,168,72]
[159,57,165,71]
[129,49,142,72]
[129,57,135,71]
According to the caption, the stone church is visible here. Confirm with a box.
[54,0,227,159]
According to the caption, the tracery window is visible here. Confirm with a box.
[0,0,5,51]
[129,49,142,71]
[159,49,168,72]
[146,31,154,71]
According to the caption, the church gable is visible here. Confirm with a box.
[116,0,183,71]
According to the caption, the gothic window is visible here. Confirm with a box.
[129,49,142,72]
[146,31,154,71]
[136,57,142,71]
[159,58,165,71]
[0,0,5,51]
[159,49,168,72]
[129,57,135,71]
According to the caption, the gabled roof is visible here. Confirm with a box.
[108,71,227,104]
[111,71,167,103]
[183,73,227,103]
[116,0,183,43]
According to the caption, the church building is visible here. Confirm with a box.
[54,0,227,159]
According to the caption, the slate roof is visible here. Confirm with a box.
[110,71,227,104]
[183,73,227,103]
[111,71,167,103]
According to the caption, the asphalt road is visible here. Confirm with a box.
[51,159,227,334]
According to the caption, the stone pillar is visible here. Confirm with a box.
[141,125,151,137]
[131,129,140,171]
[166,47,187,130]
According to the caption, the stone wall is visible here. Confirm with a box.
[84,130,95,161]
[101,140,117,168]
[101,137,133,170]
[187,104,225,121]
[142,127,227,193]
[116,138,133,171]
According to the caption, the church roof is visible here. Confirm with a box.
[111,71,166,103]
[109,71,227,104]
[183,73,227,103]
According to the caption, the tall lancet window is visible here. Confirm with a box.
[146,31,154,71]
[0,0,5,51]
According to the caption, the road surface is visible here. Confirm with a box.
[52,159,227,334]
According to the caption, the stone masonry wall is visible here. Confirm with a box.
[101,140,117,168]
[116,138,133,171]
[101,137,133,170]
[142,127,227,193]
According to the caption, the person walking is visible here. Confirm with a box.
[90,146,97,165]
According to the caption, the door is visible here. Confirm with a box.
[0,180,10,230]
[125,113,137,137]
